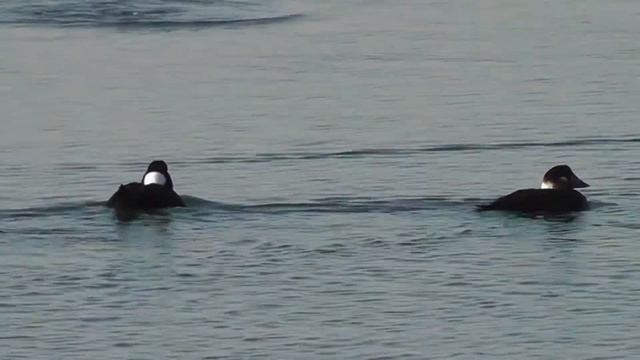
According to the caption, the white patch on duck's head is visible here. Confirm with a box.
[541,181,554,189]
[541,176,568,190]
[143,171,167,186]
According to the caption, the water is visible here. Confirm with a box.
[2,0,640,358]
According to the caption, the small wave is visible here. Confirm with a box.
[2,192,615,221]
[173,195,479,215]
[0,201,105,219]
[173,136,640,165]
[38,14,303,29]
[0,196,477,221]
[0,0,302,29]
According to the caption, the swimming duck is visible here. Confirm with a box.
[107,160,185,215]
[478,165,589,212]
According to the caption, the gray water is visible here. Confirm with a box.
[2,0,640,358]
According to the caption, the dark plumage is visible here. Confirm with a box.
[478,165,589,213]
[107,160,185,217]
[478,188,588,212]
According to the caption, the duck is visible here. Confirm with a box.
[478,165,589,213]
[106,160,185,216]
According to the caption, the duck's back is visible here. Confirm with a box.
[137,184,185,208]
[107,182,185,211]
[478,189,588,212]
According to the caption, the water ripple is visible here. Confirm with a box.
[0,196,480,221]
[0,0,302,29]
[169,136,640,164]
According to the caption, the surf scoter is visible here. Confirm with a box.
[478,165,589,213]
[107,160,185,215]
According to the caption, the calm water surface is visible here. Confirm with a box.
[1,0,640,359]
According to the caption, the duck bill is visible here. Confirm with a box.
[571,175,589,188]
